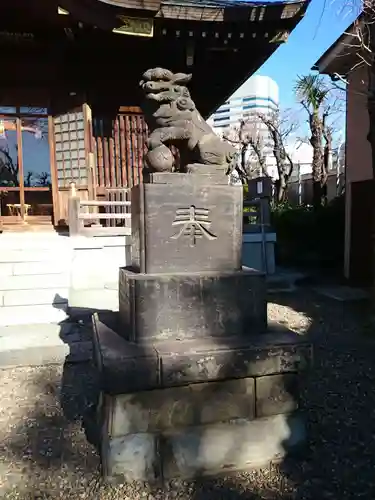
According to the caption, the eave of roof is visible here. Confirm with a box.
[87,0,308,21]
[161,0,302,7]
[56,0,309,115]
[158,0,308,21]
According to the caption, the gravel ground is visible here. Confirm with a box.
[0,289,374,499]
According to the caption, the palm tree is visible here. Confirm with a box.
[294,74,330,208]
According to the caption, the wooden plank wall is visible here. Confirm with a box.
[93,110,148,190]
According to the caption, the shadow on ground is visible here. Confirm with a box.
[1,288,375,499]
[273,290,375,500]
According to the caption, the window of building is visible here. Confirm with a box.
[215,107,230,114]
[243,104,276,111]
[242,96,278,107]
[214,116,230,122]
[54,111,87,188]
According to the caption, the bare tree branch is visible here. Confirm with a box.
[224,119,270,182]
[255,110,297,202]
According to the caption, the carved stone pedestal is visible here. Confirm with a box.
[118,267,267,342]
[92,172,313,483]
[130,173,242,274]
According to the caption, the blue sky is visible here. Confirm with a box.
[238,0,359,108]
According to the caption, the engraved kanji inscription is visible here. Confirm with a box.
[171,205,217,247]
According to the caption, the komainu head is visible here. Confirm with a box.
[140,68,193,103]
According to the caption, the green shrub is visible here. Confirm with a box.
[271,195,345,270]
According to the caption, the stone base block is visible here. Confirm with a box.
[93,312,312,483]
[162,413,305,479]
[102,433,158,482]
[119,267,267,342]
[256,373,299,418]
[102,378,256,438]
[101,414,305,482]
[92,312,312,394]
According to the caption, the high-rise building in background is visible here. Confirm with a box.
[207,75,280,180]
[208,75,279,131]
[207,75,344,191]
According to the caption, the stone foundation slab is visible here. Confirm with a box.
[104,378,255,437]
[92,312,312,394]
[118,267,267,342]
[93,313,312,483]
[101,414,305,482]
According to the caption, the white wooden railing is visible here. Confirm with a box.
[68,183,131,237]
[68,183,264,238]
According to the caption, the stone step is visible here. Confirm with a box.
[0,273,69,291]
[0,322,92,367]
[0,304,68,327]
[0,234,72,326]
[0,234,72,265]
[1,288,68,307]
[0,232,68,247]
[69,288,118,312]
[0,260,71,277]
[312,285,369,302]
[0,249,72,264]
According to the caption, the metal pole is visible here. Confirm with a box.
[259,199,268,275]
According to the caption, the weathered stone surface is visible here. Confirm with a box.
[162,413,305,479]
[158,334,313,388]
[256,373,299,418]
[102,433,157,481]
[119,267,267,342]
[92,313,160,395]
[144,171,228,185]
[105,378,255,437]
[92,312,313,394]
[130,182,243,274]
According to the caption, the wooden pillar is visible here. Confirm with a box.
[68,182,83,236]
[48,115,60,225]
[83,102,96,200]
[16,117,26,221]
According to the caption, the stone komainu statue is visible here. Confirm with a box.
[140,67,236,173]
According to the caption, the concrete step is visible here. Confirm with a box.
[69,288,118,312]
[0,273,69,291]
[0,249,72,264]
[0,234,72,267]
[312,285,369,302]
[0,322,92,367]
[0,232,129,326]
[0,232,69,247]
[0,233,71,326]
[267,269,309,293]
[0,260,71,276]
[1,288,68,307]
[0,304,68,327]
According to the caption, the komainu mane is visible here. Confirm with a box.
[140,67,235,173]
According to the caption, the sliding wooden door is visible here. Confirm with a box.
[0,108,53,226]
